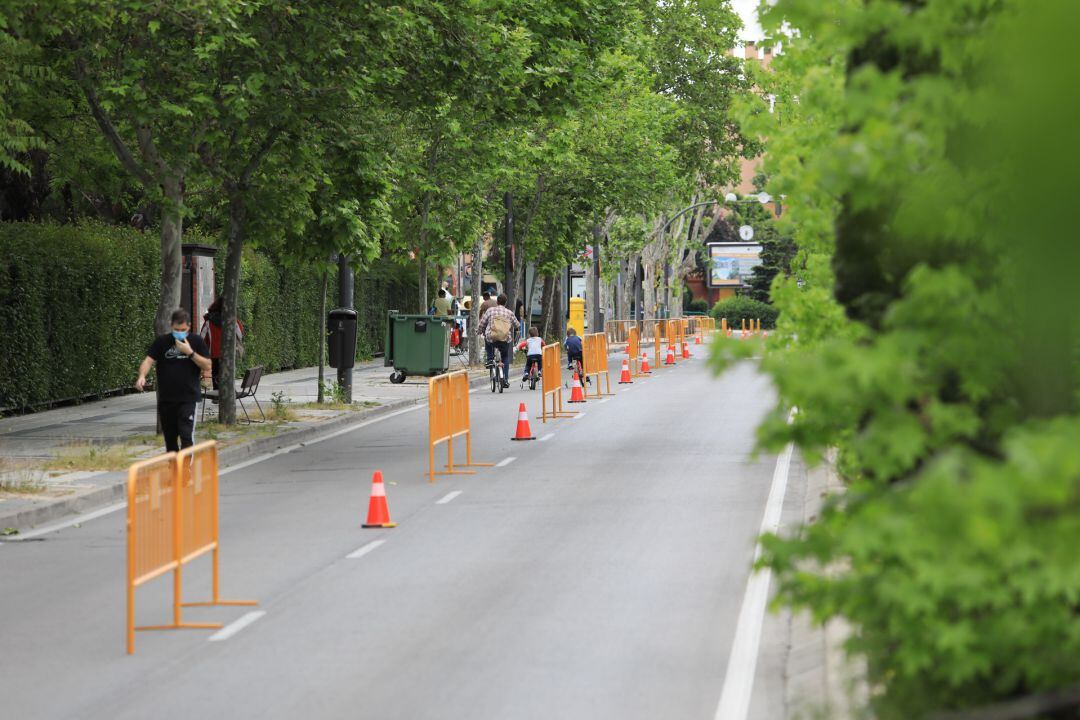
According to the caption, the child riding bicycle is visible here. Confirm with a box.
[520,327,543,383]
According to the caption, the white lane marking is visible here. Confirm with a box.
[620,388,632,392]
[539,433,555,442]
[435,490,462,505]
[496,457,517,468]
[571,412,587,421]
[3,404,428,539]
[208,611,266,642]
[714,439,796,720]
[598,398,610,404]
[346,539,386,559]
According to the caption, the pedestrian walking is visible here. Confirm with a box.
[515,298,526,340]
[135,309,212,453]
[199,298,244,388]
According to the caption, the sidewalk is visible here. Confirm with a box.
[0,355,482,532]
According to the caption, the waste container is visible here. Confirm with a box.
[384,311,453,383]
[327,308,358,369]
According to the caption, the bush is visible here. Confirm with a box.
[0,222,160,411]
[710,295,778,329]
[686,298,709,313]
[0,221,417,412]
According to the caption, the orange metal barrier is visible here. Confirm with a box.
[428,370,491,483]
[582,333,614,398]
[541,342,576,423]
[126,441,256,654]
[628,326,641,375]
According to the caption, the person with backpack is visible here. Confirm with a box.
[199,297,245,389]
[477,293,520,388]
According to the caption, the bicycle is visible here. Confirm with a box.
[520,358,541,391]
[566,355,587,388]
[487,355,505,393]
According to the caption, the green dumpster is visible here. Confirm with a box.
[384,312,454,383]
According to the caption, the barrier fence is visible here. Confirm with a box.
[428,370,492,483]
[628,326,641,376]
[541,342,577,422]
[582,333,614,398]
[126,440,256,654]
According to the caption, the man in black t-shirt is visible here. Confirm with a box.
[135,308,213,452]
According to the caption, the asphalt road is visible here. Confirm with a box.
[0,355,805,720]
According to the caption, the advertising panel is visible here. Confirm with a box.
[707,243,762,287]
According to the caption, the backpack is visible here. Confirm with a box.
[489,314,512,342]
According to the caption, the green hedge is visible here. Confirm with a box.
[710,295,779,330]
[0,221,417,412]
[0,222,160,411]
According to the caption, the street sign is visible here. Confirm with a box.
[739,225,754,241]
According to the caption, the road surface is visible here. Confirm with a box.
[0,356,806,720]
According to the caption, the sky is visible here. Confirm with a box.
[731,0,764,42]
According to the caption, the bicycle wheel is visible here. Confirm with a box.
[490,366,497,393]
[498,364,505,393]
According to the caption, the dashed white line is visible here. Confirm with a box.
[208,611,266,642]
[598,398,610,404]
[346,539,386,559]
[539,432,555,442]
[571,412,587,421]
[496,457,517,468]
[436,490,462,505]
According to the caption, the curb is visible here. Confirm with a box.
[1,373,489,533]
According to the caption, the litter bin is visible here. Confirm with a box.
[327,308,358,369]
[384,311,453,383]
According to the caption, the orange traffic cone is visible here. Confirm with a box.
[511,403,536,440]
[362,470,396,528]
[665,345,676,365]
[695,333,702,345]
[568,372,587,402]
[727,327,733,338]
[618,357,633,384]
[640,351,652,374]
[682,342,691,359]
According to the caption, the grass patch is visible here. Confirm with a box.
[0,458,48,494]
[295,400,381,411]
[43,442,144,472]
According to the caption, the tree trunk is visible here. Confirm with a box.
[504,191,515,308]
[218,194,246,425]
[538,273,554,341]
[418,249,428,314]
[156,177,185,335]
[590,223,603,331]
[317,268,327,403]
[468,234,483,365]
[552,269,564,340]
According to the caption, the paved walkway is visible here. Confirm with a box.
[0,355,479,530]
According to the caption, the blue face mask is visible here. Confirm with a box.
[172,330,188,341]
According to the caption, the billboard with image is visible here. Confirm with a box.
[707,243,762,287]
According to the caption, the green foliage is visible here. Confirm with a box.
[0,222,417,411]
[730,0,1080,716]
[710,296,777,330]
[686,298,709,314]
[0,221,158,410]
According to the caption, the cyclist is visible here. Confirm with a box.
[564,326,585,380]
[478,293,519,389]
[520,326,543,385]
